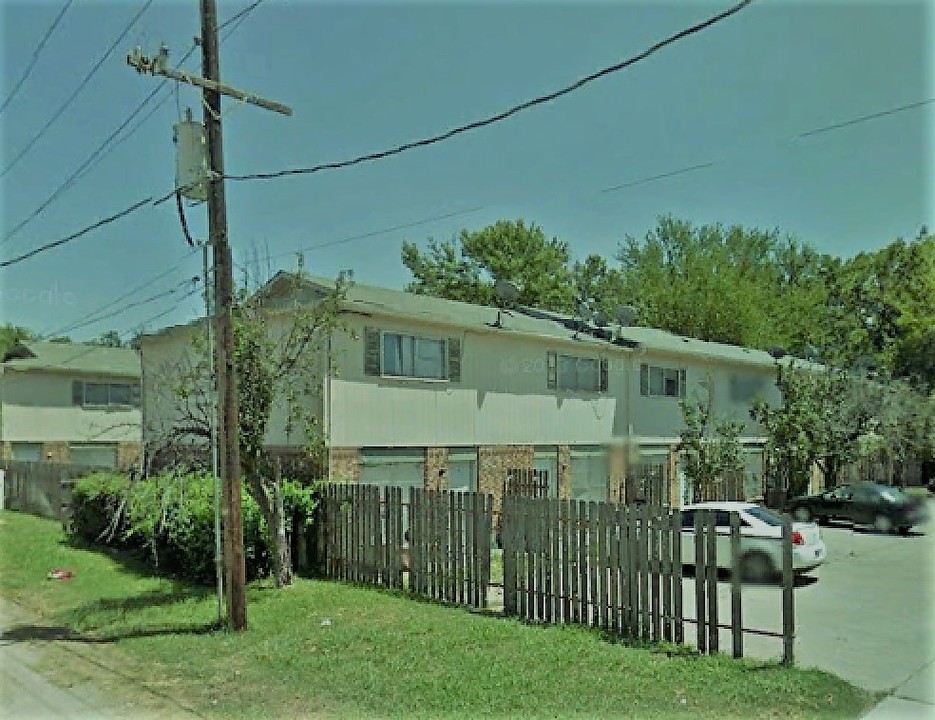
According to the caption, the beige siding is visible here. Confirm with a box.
[327,317,621,448]
[2,371,140,443]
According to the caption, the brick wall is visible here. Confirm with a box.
[478,445,534,514]
[117,442,141,471]
[425,447,448,491]
[42,442,69,464]
[609,444,628,503]
[329,447,361,482]
[0,442,9,463]
[557,445,571,500]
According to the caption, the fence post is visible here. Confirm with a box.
[705,510,718,654]
[782,514,795,665]
[694,510,707,654]
[730,512,743,658]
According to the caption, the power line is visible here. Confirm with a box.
[39,248,200,338]
[2,2,263,247]
[218,0,265,33]
[0,0,75,116]
[0,197,153,269]
[45,278,201,339]
[1,0,154,180]
[225,0,754,183]
[798,97,935,139]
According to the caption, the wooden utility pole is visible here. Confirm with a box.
[127,2,291,632]
[199,0,246,632]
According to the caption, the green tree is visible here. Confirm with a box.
[149,272,351,587]
[751,363,879,496]
[616,216,832,352]
[678,379,745,502]
[91,330,125,348]
[0,323,37,357]
[402,219,577,311]
[822,235,935,387]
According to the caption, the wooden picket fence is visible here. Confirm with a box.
[409,489,493,608]
[316,484,795,663]
[316,484,493,610]
[501,497,683,642]
[0,461,98,525]
[500,497,795,662]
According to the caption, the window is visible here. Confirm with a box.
[363,328,461,381]
[72,380,141,407]
[547,352,608,392]
[730,373,767,402]
[640,364,686,398]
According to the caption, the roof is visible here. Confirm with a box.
[264,273,782,367]
[143,271,803,369]
[1,342,141,377]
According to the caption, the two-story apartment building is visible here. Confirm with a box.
[0,342,142,469]
[141,273,785,508]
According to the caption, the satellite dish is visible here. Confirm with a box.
[576,301,593,322]
[494,279,520,304]
[614,304,637,327]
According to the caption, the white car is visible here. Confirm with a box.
[680,501,826,582]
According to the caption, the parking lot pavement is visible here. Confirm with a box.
[686,501,935,717]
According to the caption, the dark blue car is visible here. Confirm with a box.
[785,482,929,535]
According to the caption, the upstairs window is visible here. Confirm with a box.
[640,364,686,398]
[547,352,608,392]
[72,380,141,407]
[363,328,461,382]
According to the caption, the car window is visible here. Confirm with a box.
[830,486,852,500]
[680,510,695,529]
[744,506,784,526]
[714,510,735,527]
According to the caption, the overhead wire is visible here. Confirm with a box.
[0,0,75,116]
[0,197,153,268]
[224,0,754,183]
[38,247,201,339]
[0,0,155,180]
[3,1,263,247]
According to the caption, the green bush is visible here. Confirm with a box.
[71,472,133,545]
[69,471,322,585]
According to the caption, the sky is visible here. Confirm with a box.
[1,0,932,344]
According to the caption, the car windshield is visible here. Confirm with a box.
[744,506,783,526]
[877,487,909,504]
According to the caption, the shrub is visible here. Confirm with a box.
[71,472,133,546]
[69,471,322,584]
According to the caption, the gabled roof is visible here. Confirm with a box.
[260,272,782,367]
[145,271,797,369]
[1,342,141,377]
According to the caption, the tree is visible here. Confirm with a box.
[822,236,935,387]
[148,272,351,587]
[616,216,832,352]
[402,219,577,311]
[0,324,37,357]
[678,379,745,502]
[91,330,125,348]
[751,362,879,497]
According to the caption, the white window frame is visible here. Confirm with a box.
[381,332,447,381]
[640,364,686,398]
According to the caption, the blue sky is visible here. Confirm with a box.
[1,0,932,343]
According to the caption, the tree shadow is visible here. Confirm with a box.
[0,619,223,645]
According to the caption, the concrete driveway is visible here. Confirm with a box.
[690,499,935,716]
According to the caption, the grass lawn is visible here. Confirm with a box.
[0,510,877,719]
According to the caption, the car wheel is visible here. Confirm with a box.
[897,525,910,536]
[740,552,775,583]
[793,507,811,523]
[873,514,894,534]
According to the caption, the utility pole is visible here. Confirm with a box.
[200,0,246,633]
[128,2,291,632]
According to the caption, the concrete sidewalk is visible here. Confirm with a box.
[0,597,201,719]
[862,660,935,719]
